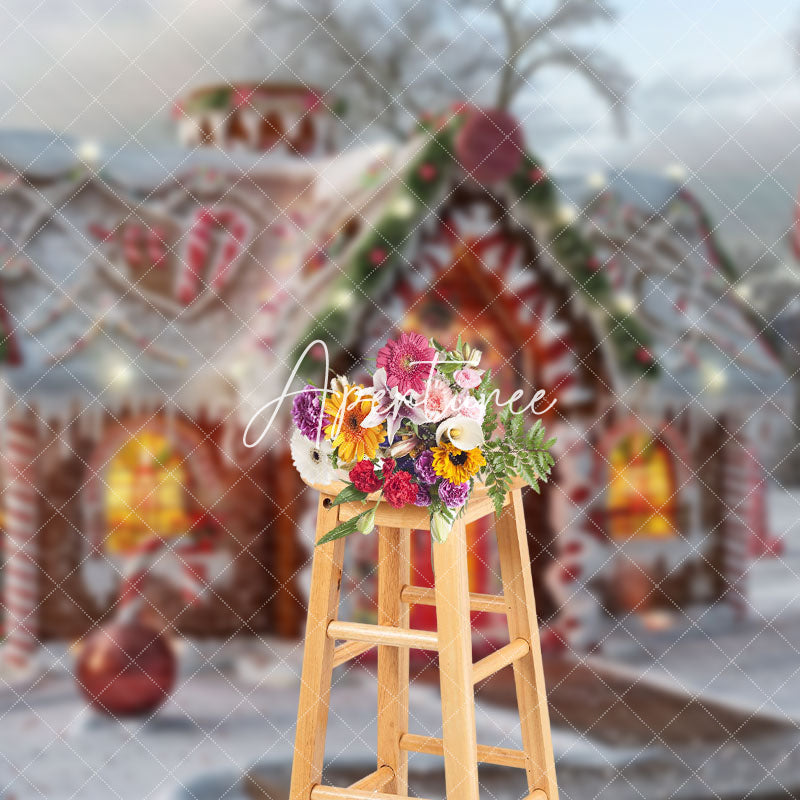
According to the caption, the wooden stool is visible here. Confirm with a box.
[289,478,558,800]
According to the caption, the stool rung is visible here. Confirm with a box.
[399,733,528,769]
[400,585,507,615]
[311,786,431,800]
[349,765,394,791]
[332,640,374,668]
[327,620,438,651]
[472,637,530,684]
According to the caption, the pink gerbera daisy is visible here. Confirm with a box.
[376,333,436,395]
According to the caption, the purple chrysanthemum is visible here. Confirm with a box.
[413,484,432,507]
[438,479,470,509]
[414,450,437,485]
[292,385,329,441]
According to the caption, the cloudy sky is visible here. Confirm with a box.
[1,0,799,257]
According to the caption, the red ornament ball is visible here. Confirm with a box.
[455,108,524,184]
[76,622,177,717]
[635,347,653,364]
[369,247,388,266]
[529,167,546,183]
[418,162,437,182]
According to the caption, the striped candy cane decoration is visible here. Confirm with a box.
[210,211,249,290]
[177,209,214,304]
[178,208,249,304]
[2,419,39,671]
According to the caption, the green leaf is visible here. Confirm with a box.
[330,484,369,507]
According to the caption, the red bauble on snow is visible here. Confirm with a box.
[455,108,524,184]
[75,622,177,717]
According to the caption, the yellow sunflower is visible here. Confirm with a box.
[431,443,486,484]
[324,387,384,463]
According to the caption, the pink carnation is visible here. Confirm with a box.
[420,376,454,422]
[454,368,484,389]
[376,333,436,395]
[454,393,486,424]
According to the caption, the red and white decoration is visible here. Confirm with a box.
[178,207,251,305]
[90,221,168,271]
[1,418,39,672]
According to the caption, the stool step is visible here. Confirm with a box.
[399,733,528,769]
[526,792,548,800]
[349,765,394,791]
[327,620,438,651]
[332,640,374,668]
[472,637,530,684]
[400,585,507,615]
[311,787,431,800]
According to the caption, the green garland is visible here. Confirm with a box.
[291,111,658,380]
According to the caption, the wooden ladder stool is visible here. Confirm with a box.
[289,478,558,800]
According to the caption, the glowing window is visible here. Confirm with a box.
[607,432,677,539]
[105,432,192,554]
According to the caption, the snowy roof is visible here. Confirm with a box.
[0,130,318,191]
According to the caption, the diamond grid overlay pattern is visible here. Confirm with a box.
[0,0,798,799]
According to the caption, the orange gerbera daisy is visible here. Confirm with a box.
[324,386,384,463]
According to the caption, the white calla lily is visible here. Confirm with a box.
[435,415,484,450]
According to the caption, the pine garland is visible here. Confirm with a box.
[290,110,658,379]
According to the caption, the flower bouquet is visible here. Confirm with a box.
[289,332,556,545]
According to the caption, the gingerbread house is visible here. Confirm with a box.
[0,97,339,670]
[0,94,791,670]
[242,109,792,651]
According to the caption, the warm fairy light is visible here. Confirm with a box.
[556,205,578,224]
[587,171,606,189]
[334,288,353,308]
[665,163,686,181]
[390,195,416,219]
[78,140,101,164]
[704,364,727,390]
[616,292,636,313]
[110,362,133,385]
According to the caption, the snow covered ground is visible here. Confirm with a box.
[606,484,800,723]
[1,484,800,800]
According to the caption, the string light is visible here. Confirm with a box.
[110,362,133,385]
[78,140,101,164]
[389,194,416,219]
[616,292,636,313]
[586,172,606,189]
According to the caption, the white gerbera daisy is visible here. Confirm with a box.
[290,428,336,485]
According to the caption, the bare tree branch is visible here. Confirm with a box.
[251,0,631,139]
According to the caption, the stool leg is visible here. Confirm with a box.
[377,526,411,794]
[290,497,346,800]
[496,488,559,800]
[433,518,480,800]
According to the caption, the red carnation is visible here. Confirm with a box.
[349,460,383,493]
[381,458,396,478]
[635,347,652,364]
[383,471,417,509]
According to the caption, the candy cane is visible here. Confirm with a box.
[123,224,144,269]
[2,419,39,671]
[178,208,249,303]
[116,537,206,624]
[148,226,167,268]
[210,210,249,290]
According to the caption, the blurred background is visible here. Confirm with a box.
[1,1,800,798]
